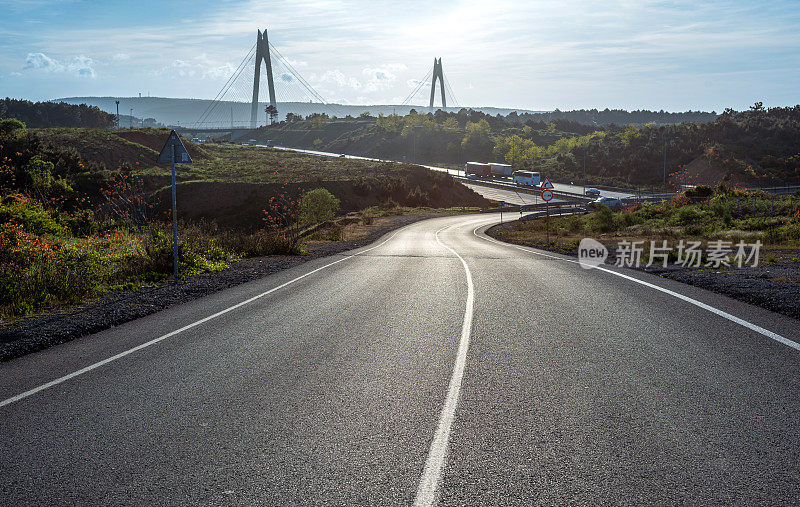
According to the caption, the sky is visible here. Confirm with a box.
[0,0,798,111]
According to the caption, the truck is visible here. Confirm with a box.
[513,170,541,186]
[464,162,492,179]
[489,163,513,177]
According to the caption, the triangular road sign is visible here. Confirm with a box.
[157,130,193,164]
[541,177,554,189]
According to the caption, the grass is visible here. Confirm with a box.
[32,128,424,185]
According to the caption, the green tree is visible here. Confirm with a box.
[299,188,340,224]
[0,118,25,136]
[461,119,492,158]
[265,105,279,124]
[23,156,54,189]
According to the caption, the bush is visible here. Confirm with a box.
[0,118,25,136]
[0,194,65,236]
[685,185,714,200]
[0,231,101,318]
[588,205,616,233]
[299,188,340,224]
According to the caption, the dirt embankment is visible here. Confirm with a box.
[151,168,490,230]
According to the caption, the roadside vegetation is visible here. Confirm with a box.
[0,107,485,322]
[493,185,800,257]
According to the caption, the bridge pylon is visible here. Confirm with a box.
[429,57,446,109]
[250,29,277,128]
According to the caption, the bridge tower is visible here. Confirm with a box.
[250,29,277,128]
[429,57,446,109]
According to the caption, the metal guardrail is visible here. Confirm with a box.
[480,202,586,214]
[455,176,591,203]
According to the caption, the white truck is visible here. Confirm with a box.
[489,163,513,177]
[513,170,541,186]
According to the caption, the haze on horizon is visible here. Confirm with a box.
[0,0,798,112]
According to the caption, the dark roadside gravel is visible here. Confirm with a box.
[488,222,800,321]
[0,213,442,362]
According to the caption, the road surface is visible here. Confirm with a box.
[2,213,799,505]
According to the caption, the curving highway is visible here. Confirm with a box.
[1,213,799,505]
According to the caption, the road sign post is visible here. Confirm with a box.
[499,200,505,223]
[541,188,553,245]
[171,145,178,280]
[157,131,193,282]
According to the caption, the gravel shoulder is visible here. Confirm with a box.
[487,221,800,321]
[0,213,444,362]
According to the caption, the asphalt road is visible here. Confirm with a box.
[271,145,634,199]
[2,214,800,505]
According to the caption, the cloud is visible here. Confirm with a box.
[318,69,361,90]
[24,52,63,72]
[407,78,430,88]
[112,53,130,61]
[23,52,95,77]
[68,55,95,78]
[152,55,237,80]
[280,72,295,82]
[204,63,235,79]
[362,64,405,91]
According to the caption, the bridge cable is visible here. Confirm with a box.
[194,42,256,127]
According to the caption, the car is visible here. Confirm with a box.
[585,188,601,196]
[339,154,346,157]
[588,197,623,210]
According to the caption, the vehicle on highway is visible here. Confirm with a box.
[489,162,513,177]
[588,196,623,209]
[585,187,601,196]
[465,161,492,179]
[513,170,541,186]
[339,154,346,157]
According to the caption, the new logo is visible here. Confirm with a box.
[578,238,608,269]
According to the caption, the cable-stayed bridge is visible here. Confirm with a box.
[187,29,459,133]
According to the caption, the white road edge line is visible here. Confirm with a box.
[414,225,475,507]
[473,225,800,352]
[0,230,403,410]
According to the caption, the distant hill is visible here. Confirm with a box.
[55,96,546,129]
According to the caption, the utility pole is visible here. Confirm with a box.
[171,144,178,281]
[583,144,587,196]
[115,100,120,128]
[663,134,667,198]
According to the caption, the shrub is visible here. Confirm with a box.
[588,205,616,233]
[685,185,714,200]
[299,188,340,224]
[0,118,25,136]
[0,228,101,318]
[0,194,65,236]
